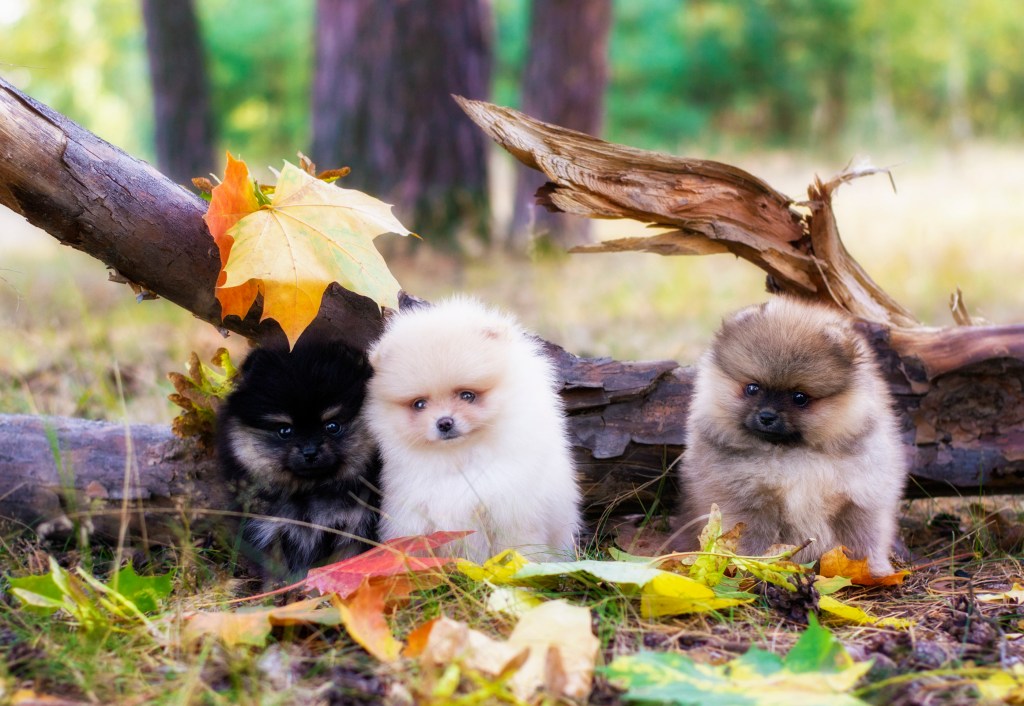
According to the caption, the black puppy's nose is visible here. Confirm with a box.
[757,410,779,427]
[436,416,455,433]
[300,442,319,461]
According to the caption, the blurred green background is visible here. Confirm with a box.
[5,0,1024,162]
[2,0,1023,424]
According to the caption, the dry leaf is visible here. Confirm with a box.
[976,582,1024,604]
[416,600,599,702]
[333,576,418,662]
[302,531,470,598]
[419,616,530,677]
[183,597,341,648]
[818,595,914,629]
[818,546,909,586]
[505,600,600,701]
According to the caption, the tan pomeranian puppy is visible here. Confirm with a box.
[678,296,908,575]
[365,297,581,563]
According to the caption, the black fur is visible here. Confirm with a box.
[216,339,381,579]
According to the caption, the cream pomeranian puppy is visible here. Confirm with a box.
[679,296,908,576]
[365,297,581,563]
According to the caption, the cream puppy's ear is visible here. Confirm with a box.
[368,339,387,368]
[481,322,512,341]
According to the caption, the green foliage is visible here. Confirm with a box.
[4,0,1024,164]
[8,556,172,635]
[197,0,314,171]
[604,614,873,706]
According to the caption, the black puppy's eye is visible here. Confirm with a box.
[744,383,760,397]
[324,420,342,435]
[412,399,427,410]
[792,392,810,407]
[459,390,476,402]
[277,425,294,439]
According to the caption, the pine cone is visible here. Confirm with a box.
[763,572,819,624]
[941,595,999,650]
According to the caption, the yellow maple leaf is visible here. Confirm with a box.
[219,161,412,346]
[640,571,755,618]
[457,549,531,583]
[818,595,914,629]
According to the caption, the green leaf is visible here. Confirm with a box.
[111,564,173,614]
[8,572,64,616]
[605,619,873,706]
[783,613,850,673]
[511,559,664,589]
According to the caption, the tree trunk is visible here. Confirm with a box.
[2,80,1023,544]
[310,0,492,249]
[508,0,611,251]
[140,0,216,187]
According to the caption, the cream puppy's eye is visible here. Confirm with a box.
[744,383,760,397]
[792,391,810,407]
[412,399,427,410]
[459,391,476,402]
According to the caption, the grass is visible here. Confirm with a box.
[1,142,1024,703]
[1,499,1023,703]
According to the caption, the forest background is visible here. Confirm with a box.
[2,0,1023,426]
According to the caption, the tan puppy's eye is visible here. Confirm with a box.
[792,391,810,407]
[744,383,760,396]
[412,399,427,410]
[459,391,476,403]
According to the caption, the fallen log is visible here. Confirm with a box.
[1,81,1023,545]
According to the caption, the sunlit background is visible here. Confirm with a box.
[2,0,1023,424]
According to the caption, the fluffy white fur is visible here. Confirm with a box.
[365,297,581,563]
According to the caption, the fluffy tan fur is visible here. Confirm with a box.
[678,296,908,575]
[365,297,581,563]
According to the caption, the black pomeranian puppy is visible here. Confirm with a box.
[216,339,381,579]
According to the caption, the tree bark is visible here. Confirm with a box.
[2,81,1023,542]
[140,0,216,187]
[310,0,492,249]
[508,0,611,251]
[0,77,383,352]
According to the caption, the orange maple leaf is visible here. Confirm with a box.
[215,160,412,346]
[333,575,427,662]
[818,546,909,586]
[203,152,262,320]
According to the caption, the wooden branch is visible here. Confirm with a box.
[0,77,383,351]
[455,96,919,327]
[2,83,1023,544]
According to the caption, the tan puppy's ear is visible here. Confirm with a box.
[822,321,858,359]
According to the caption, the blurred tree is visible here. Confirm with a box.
[508,0,611,252]
[197,1,313,175]
[310,0,492,250]
[141,0,215,186]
